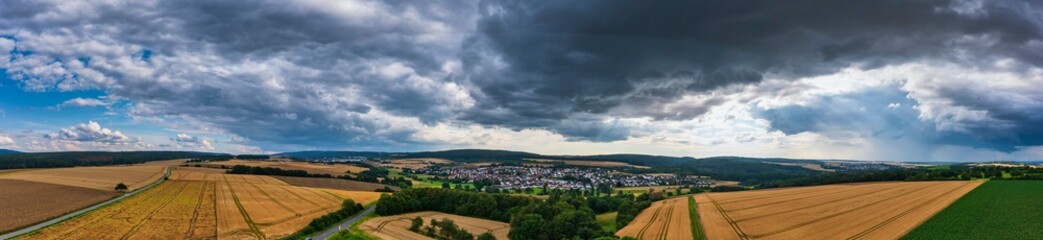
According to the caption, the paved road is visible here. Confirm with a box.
[0,167,172,240]
[313,205,377,240]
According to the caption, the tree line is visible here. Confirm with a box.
[285,199,365,240]
[762,165,1043,188]
[0,151,230,169]
[376,188,655,239]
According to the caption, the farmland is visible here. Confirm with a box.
[694,181,981,240]
[902,180,1043,239]
[380,158,453,170]
[359,211,510,240]
[201,159,368,176]
[19,168,382,240]
[0,179,117,233]
[273,175,395,191]
[0,165,166,191]
[616,197,693,240]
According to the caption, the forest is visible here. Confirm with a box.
[376,188,655,239]
[0,151,230,169]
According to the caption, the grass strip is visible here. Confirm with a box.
[688,196,706,240]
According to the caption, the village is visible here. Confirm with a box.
[418,165,712,191]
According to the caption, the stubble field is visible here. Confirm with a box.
[616,197,693,240]
[694,181,981,240]
[203,160,368,176]
[0,165,166,191]
[20,168,382,240]
[0,179,117,233]
[360,211,510,240]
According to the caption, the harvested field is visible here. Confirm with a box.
[616,197,693,240]
[360,211,510,240]
[0,165,166,191]
[381,158,453,170]
[0,179,117,233]
[23,168,384,240]
[273,175,396,191]
[172,167,289,185]
[203,160,368,176]
[713,181,742,187]
[694,181,982,240]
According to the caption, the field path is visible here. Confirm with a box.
[0,167,171,240]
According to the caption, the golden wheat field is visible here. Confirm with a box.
[0,165,166,191]
[20,168,382,240]
[360,211,511,240]
[694,181,982,240]
[616,196,692,240]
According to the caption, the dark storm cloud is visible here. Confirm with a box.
[460,0,1043,136]
[2,0,1043,150]
[1,0,479,149]
[756,85,1043,152]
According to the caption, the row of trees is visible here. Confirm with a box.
[409,217,496,240]
[763,165,1043,188]
[376,188,655,239]
[284,199,365,240]
[226,165,322,177]
[0,151,230,169]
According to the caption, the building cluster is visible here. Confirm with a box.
[422,165,710,190]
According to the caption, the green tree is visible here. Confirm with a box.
[409,216,424,232]
[114,182,129,192]
[477,232,496,240]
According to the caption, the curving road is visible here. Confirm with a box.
[0,167,172,240]
[313,205,377,240]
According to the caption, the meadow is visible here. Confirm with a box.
[901,180,1043,239]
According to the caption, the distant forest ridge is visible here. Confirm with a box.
[0,151,231,169]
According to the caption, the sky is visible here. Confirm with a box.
[1,0,1042,162]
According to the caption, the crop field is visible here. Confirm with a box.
[694,181,981,240]
[617,197,693,240]
[0,165,166,191]
[0,179,117,233]
[902,180,1043,239]
[21,181,215,240]
[203,160,368,176]
[273,175,393,191]
[21,168,383,240]
[360,211,510,240]
[380,158,453,170]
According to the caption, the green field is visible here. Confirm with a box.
[902,180,1043,239]
[688,196,706,240]
[596,212,618,232]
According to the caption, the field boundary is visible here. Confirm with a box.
[708,196,749,240]
[688,196,705,240]
[845,182,971,240]
[0,167,172,240]
[223,176,266,240]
